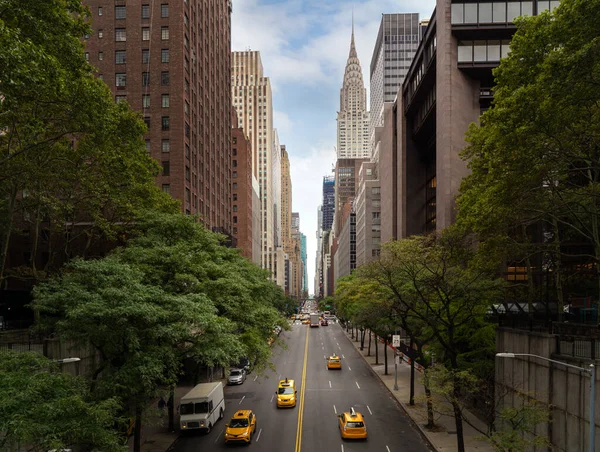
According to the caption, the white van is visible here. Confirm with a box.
[179,382,225,433]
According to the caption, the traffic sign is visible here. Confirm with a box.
[392,334,401,347]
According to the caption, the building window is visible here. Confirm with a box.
[161,49,169,63]
[233,183,238,190]
[371,187,380,195]
[143,117,150,129]
[142,4,150,19]
[142,94,150,108]
[162,139,170,153]
[142,72,150,86]
[185,188,190,203]
[233,205,238,212]
[115,50,126,64]
[162,184,170,194]
[162,116,170,130]
[233,227,238,235]
[98,6,103,15]
[232,171,237,178]
[373,212,381,220]
[98,51,103,61]
[185,166,190,181]
[85,52,89,61]
[115,28,126,42]
[185,122,190,137]
[162,94,169,108]
[161,71,169,85]
[233,194,238,201]
[161,27,169,40]
[184,101,189,116]
[142,49,150,64]
[233,216,238,224]
[185,144,190,159]
[232,160,237,167]
[115,73,126,87]
[161,4,169,17]
[162,161,170,176]
[184,13,189,26]
[115,6,126,19]
[98,29,103,39]
[115,95,126,104]
[142,27,150,41]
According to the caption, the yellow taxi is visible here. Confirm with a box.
[301,318,310,325]
[276,378,297,408]
[338,408,368,439]
[224,409,257,444]
[327,354,342,370]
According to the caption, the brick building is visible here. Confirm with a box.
[231,108,253,260]
[83,0,233,235]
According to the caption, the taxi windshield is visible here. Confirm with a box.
[278,387,294,395]
[229,418,249,428]
[329,359,340,363]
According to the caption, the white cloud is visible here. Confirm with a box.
[273,110,293,135]
[289,142,336,294]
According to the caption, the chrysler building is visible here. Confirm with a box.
[336,22,370,159]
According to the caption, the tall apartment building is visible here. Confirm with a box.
[231,51,275,271]
[370,13,421,133]
[337,26,370,160]
[300,233,307,294]
[231,108,253,260]
[333,211,356,290]
[334,158,368,236]
[281,147,292,251]
[84,0,233,234]
[355,161,381,267]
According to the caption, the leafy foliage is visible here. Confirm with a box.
[0,350,123,451]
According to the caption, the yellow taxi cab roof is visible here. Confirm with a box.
[278,378,295,387]
[328,355,340,359]
[342,409,364,421]
[232,409,252,418]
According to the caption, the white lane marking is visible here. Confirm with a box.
[338,345,342,350]
[239,395,245,404]
[324,354,326,359]
[321,342,323,345]
[342,354,345,359]
[270,394,274,403]
[253,375,258,381]
[278,374,281,380]
[336,342,340,346]
[341,444,344,452]
[333,404,337,414]
[386,446,391,452]
[367,405,372,415]
[215,429,224,443]
[356,381,360,389]
[256,428,262,442]
[348,366,351,371]
[329,380,332,388]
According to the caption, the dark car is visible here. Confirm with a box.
[321,319,328,326]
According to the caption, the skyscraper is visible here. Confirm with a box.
[231,51,274,272]
[370,13,421,131]
[336,23,370,160]
[322,176,335,231]
[84,0,233,234]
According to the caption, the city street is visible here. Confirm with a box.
[169,322,432,452]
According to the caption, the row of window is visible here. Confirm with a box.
[92,27,169,42]
[458,40,511,63]
[112,4,170,20]
[451,1,559,25]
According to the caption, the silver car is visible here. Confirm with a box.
[227,368,246,385]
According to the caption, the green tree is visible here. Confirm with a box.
[0,350,123,451]
[459,0,600,309]
[33,256,219,452]
[0,0,177,286]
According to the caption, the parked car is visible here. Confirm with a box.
[228,368,246,385]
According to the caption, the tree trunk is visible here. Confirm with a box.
[384,336,388,375]
[133,404,143,452]
[168,388,175,432]
[351,326,355,339]
[551,217,564,322]
[409,338,415,406]
[425,383,435,428]
[360,329,365,351]
[375,335,379,365]
[452,394,465,452]
[367,331,372,356]
[0,185,18,286]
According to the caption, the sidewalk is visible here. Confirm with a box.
[341,328,493,452]
[127,385,194,452]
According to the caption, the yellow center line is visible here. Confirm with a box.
[295,325,309,452]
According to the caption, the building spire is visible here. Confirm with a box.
[349,9,357,58]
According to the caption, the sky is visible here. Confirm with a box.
[231,0,437,294]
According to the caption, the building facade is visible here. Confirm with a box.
[333,211,356,291]
[336,26,370,160]
[84,0,233,234]
[231,108,253,260]
[322,176,335,231]
[231,51,275,271]
[355,161,381,267]
[334,158,368,236]
[369,13,421,133]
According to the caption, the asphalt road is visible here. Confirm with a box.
[169,321,432,452]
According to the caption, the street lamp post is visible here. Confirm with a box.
[496,352,596,452]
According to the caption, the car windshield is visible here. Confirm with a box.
[330,359,339,363]
[347,421,365,428]
[278,387,294,395]
[229,418,249,428]
[230,370,242,376]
